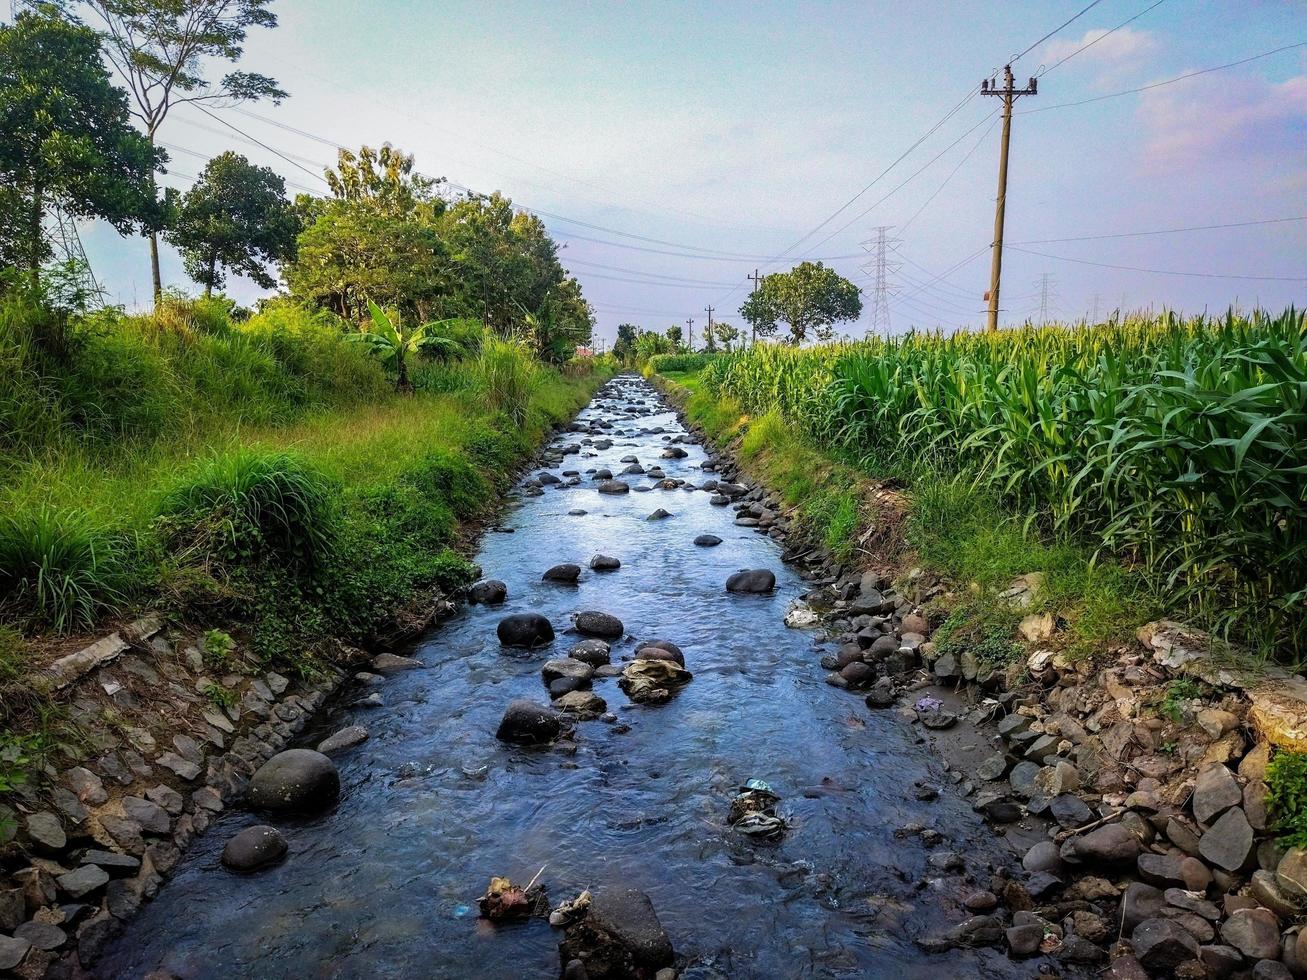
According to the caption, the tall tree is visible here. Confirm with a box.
[665,324,683,349]
[0,8,161,287]
[712,320,740,352]
[78,0,286,302]
[739,261,862,344]
[613,322,639,362]
[165,150,297,295]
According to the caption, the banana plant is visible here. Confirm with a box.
[349,301,460,391]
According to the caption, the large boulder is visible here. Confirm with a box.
[1199,806,1256,871]
[542,659,595,687]
[589,555,621,572]
[497,613,555,649]
[554,690,607,719]
[468,579,508,604]
[725,569,776,594]
[1067,824,1140,866]
[597,481,629,495]
[693,534,722,547]
[1132,917,1199,971]
[574,611,624,640]
[495,700,561,745]
[247,750,340,814]
[544,563,582,584]
[634,639,684,666]
[221,825,287,873]
[619,659,692,704]
[560,887,673,977]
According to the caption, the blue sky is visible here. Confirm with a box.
[41,0,1307,343]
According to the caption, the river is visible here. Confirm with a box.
[98,374,1022,979]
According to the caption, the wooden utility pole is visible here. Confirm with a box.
[747,269,763,347]
[981,65,1037,333]
[703,304,715,352]
[686,317,694,351]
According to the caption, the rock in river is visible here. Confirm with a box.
[597,480,629,495]
[590,555,621,571]
[569,639,612,667]
[554,690,607,719]
[496,699,561,745]
[221,825,288,873]
[468,579,507,604]
[247,749,340,815]
[620,658,692,704]
[497,613,555,648]
[634,639,684,666]
[559,886,674,976]
[574,610,624,639]
[693,534,722,547]
[544,563,582,583]
[725,569,776,594]
[317,725,369,755]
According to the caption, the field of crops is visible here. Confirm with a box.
[695,310,1307,658]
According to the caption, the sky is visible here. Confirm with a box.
[28,0,1307,345]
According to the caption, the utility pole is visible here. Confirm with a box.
[686,317,694,351]
[747,269,763,347]
[860,225,900,335]
[703,304,715,352]
[981,64,1037,333]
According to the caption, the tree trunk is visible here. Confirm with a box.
[147,132,162,304]
[205,249,217,298]
[28,180,43,290]
[396,346,411,392]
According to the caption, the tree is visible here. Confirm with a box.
[0,8,161,287]
[712,320,740,352]
[348,300,457,392]
[165,151,297,296]
[634,329,673,362]
[665,324,683,349]
[78,0,286,301]
[739,261,862,344]
[613,322,639,362]
[325,143,439,217]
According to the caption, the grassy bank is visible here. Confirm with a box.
[0,293,607,682]
[657,309,1307,664]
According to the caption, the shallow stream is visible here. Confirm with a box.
[99,375,1022,979]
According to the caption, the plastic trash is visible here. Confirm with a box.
[914,696,943,713]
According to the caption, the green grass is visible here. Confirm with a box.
[1267,751,1307,850]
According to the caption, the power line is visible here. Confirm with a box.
[1010,214,1307,245]
[900,116,1000,235]
[1007,245,1307,282]
[1008,0,1106,65]
[1021,41,1307,114]
[193,105,330,185]
[1036,0,1169,77]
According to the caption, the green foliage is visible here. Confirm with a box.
[696,310,1307,659]
[932,601,1023,669]
[1267,751,1307,850]
[158,449,336,572]
[201,628,235,667]
[613,323,639,362]
[0,8,162,279]
[165,150,299,295]
[647,352,721,374]
[201,679,236,711]
[1158,678,1206,723]
[738,261,863,344]
[477,335,538,427]
[0,504,128,632]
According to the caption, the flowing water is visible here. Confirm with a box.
[99,375,1024,979]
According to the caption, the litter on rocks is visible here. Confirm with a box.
[477,866,547,921]
[548,889,592,927]
[728,781,786,841]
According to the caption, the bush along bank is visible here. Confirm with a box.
[655,370,1307,978]
[0,295,609,974]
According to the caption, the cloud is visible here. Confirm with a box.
[1136,70,1307,177]
[1043,27,1157,70]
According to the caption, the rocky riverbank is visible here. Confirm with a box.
[656,372,1307,979]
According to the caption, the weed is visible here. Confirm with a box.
[202,628,235,668]
[1157,679,1206,723]
[1267,751,1307,850]
[933,601,1024,670]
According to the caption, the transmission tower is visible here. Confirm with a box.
[860,225,901,334]
[1034,273,1057,324]
[50,206,105,306]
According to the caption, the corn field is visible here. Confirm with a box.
[697,310,1307,658]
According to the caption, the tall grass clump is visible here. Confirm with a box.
[689,309,1307,659]
[0,505,128,632]
[157,449,337,572]
[478,335,538,426]
[646,352,721,375]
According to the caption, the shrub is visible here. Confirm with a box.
[0,505,127,631]
[158,449,337,572]
[477,335,538,426]
[647,352,720,374]
[1267,751,1307,850]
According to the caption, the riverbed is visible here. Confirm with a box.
[98,375,1023,979]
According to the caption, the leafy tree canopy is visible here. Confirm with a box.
[739,261,862,344]
[165,150,298,294]
[613,322,639,361]
[0,7,162,280]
